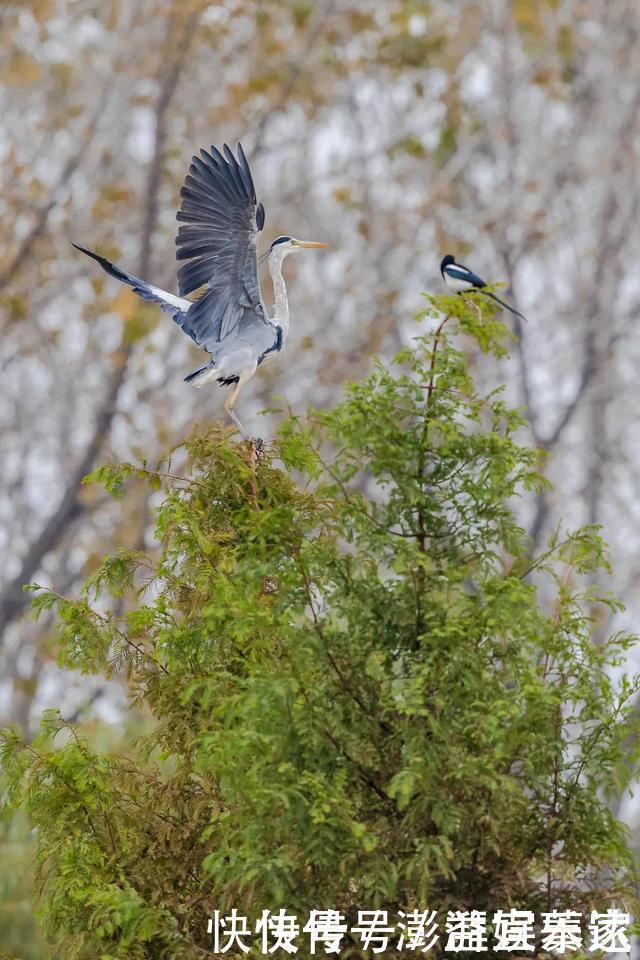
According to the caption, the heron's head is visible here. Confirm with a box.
[269,236,329,258]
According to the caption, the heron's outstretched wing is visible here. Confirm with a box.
[72,243,191,324]
[175,143,268,352]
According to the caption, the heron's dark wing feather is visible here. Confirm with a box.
[175,142,268,350]
[72,243,191,326]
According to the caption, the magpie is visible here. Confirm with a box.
[440,254,527,322]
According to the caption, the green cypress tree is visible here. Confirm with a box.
[2,294,639,958]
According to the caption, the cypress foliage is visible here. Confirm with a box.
[2,295,639,958]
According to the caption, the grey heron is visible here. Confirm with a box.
[73,143,328,438]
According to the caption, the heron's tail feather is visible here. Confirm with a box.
[184,360,215,385]
[483,290,528,323]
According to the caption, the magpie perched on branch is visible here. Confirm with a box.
[440,254,527,322]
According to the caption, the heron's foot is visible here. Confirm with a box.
[238,435,264,448]
[237,435,270,453]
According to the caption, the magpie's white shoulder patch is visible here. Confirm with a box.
[443,270,475,292]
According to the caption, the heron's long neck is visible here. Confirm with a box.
[269,255,289,338]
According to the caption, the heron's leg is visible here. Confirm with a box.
[223,366,256,439]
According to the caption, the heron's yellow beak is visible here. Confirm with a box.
[295,240,329,248]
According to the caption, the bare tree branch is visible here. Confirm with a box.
[528,80,640,549]
[250,0,338,156]
[0,89,109,295]
[0,8,200,642]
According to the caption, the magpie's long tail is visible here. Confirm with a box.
[483,290,528,323]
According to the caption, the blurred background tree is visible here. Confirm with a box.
[1,0,640,953]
